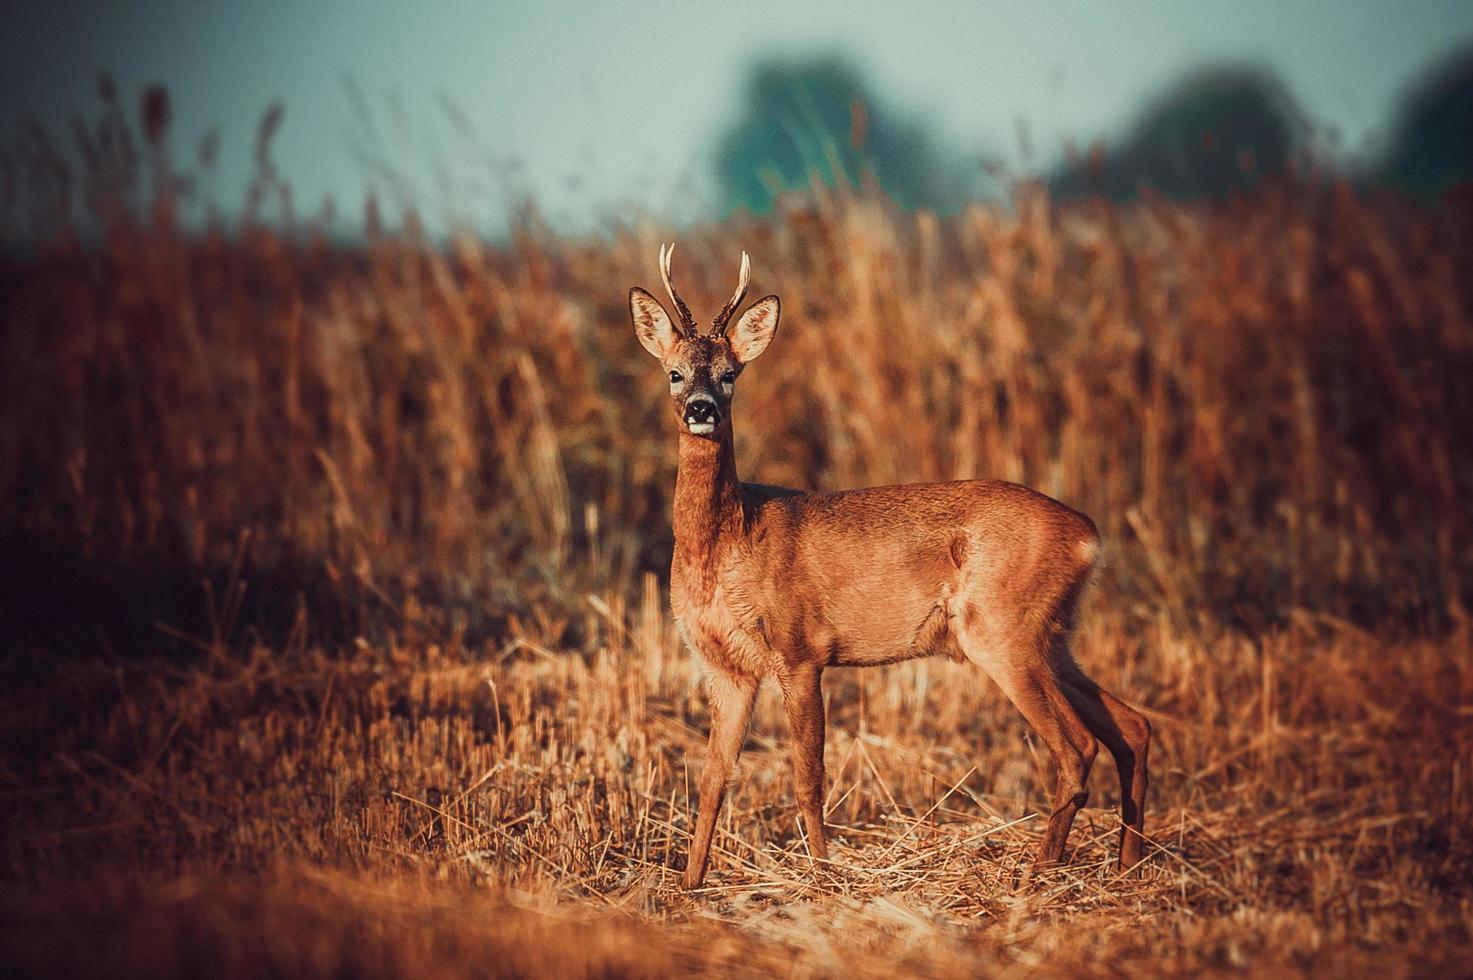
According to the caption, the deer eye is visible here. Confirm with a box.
[668,370,683,384]
[720,371,736,386]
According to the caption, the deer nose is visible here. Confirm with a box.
[684,397,719,426]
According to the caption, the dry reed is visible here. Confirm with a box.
[1,93,1471,976]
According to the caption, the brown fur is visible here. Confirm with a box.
[630,250,1152,889]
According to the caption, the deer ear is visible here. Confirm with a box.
[727,295,780,364]
[630,287,680,360]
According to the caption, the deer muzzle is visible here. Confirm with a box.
[683,395,720,434]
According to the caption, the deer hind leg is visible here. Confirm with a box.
[685,669,758,890]
[956,623,1098,869]
[777,663,828,864]
[1057,659,1152,870]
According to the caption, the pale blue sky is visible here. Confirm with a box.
[3,0,1470,232]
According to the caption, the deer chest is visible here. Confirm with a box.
[672,583,776,679]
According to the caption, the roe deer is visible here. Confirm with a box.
[630,245,1152,889]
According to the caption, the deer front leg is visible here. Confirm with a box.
[685,668,758,890]
[778,663,828,864]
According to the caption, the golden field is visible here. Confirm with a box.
[2,158,1472,975]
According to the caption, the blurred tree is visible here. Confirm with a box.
[1377,46,1473,200]
[1052,65,1302,201]
[715,55,965,213]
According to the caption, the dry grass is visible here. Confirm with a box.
[2,111,1473,974]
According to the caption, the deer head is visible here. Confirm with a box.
[629,243,780,437]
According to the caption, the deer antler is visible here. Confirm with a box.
[659,243,697,334]
[711,251,751,336]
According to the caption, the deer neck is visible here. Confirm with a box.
[672,428,744,596]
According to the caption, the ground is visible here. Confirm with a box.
[2,171,1471,975]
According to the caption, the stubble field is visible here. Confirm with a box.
[2,155,1472,975]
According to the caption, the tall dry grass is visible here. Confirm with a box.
[2,92,1472,975]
